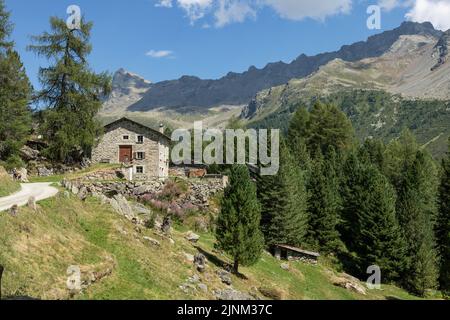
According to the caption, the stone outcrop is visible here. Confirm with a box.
[214,289,255,301]
[185,231,200,243]
[328,271,367,295]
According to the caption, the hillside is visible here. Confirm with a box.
[0,167,19,197]
[0,183,425,300]
[241,30,450,158]
[247,90,450,158]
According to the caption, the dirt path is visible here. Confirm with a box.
[0,183,59,212]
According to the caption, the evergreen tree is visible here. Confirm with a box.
[258,140,308,247]
[287,107,309,148]
[306,148,343,254]
[437,139,450,295]
[396,151,439,296]
[358,139,387,173]
[0,0,12,51]
[0,0,32,168]
[28,17,111,162]
[384,129,420,190]
[216,165,264,274]
[341,152,407,281]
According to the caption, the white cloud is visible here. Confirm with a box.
[156,0,173,7]
[405,0,450,30]
[177,0,214,23]
[146,50,175,58]
[155,0,450,30]
[264,0,352,21]
[155,0,354,27]
[378,0,402,10]
[214,0,256,27]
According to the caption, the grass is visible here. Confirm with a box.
[0,191,430,300]
[0,167,20,197]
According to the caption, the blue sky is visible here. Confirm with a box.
[4,0,449,89]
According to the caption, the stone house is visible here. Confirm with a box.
[91,117,170,179]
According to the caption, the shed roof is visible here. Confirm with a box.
[104,117,171,141]
[275,244,320,257]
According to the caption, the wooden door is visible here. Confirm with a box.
[119,145,133,163]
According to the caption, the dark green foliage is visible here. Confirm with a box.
[341,152,407,281]
[28,17,111,162]
[358,139,387,173]
[395,150,439,296]
[306,148,343,254]
[258,140,308,248]
[437,140,450,295]
[216,165,264,274]
[251,89,450,158]
[287,102,354,157]
[0,1,32,166]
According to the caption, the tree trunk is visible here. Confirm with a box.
[233,260,239,274]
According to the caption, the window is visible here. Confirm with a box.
[136,166,144,174]
[136,152,145,160]
[137,135,144,144]
[123,135,129,140]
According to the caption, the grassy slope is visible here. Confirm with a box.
[0,192,423,300]
[0,167,20,197]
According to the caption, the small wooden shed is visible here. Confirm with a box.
[273,244,320,264]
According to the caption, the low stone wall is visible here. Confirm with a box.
[62,176,225,213]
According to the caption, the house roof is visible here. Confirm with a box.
[275,244,320,257]
[104,117,171,141]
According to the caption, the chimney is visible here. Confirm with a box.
[159,123,165,134]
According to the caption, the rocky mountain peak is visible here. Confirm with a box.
[101,69,153,113]
[432,30,450,71]
[112,69,152,92]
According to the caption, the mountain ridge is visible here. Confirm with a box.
[125,21,442,112]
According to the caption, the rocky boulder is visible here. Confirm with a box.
[194,253,207,273]
[185,231,200,243]
[330,272,367,295]
[214,289,254,301]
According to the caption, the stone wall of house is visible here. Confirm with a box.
[91,119,170,179]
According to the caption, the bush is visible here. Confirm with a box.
[2,155,25,171]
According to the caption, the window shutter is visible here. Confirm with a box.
[133,152,137,160]
[143,152,146,160]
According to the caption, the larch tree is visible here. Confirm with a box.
[28,16,111,162]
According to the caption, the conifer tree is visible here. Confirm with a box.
[396,151,439,295]
[358,139,387,173]
[306,148,343,254]
[0,0,32,168]
[0,0,12,50]
[28,17,111,162]
[288,102,354,159]
[341,152,407,281]
[437,139,450,295]
[258,140,308,247]
[216,165,264,274]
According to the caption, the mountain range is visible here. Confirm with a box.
[100,21,450,156]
